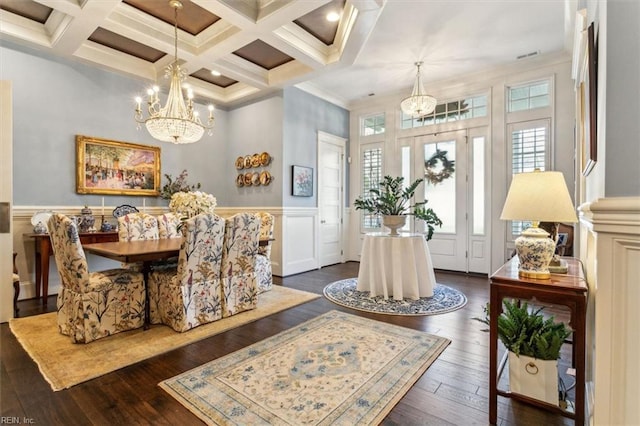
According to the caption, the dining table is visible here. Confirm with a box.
[83,238,273,329]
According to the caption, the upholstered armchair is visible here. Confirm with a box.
[148,213,225,332]
[48,214,145,343]
[157,212,182,239]
[255,211,274,293]
[220,213,260,317]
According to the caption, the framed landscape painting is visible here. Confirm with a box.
[76,135,161,196]
[292,165,313,197]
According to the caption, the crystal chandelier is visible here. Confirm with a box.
[134,0,214,144]
[400,62,437,118]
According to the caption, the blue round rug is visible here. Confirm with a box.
[323,278,467,316]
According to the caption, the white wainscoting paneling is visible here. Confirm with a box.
[281,207,318,276]
[579,196,640,426]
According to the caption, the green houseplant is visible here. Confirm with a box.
[474,300,571,405]
[354,175,442,239]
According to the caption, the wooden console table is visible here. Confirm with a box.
[25,231,119,305]
[489,257,588,425]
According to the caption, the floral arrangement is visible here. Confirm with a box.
[160,169,202,200]
[169,191,217,219]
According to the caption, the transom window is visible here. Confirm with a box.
[401,95,488,129]
[508,80,550,112]
[361,113,385,136]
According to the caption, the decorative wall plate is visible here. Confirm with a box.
[251,172,260,186]
[235,156,244,170]
[243,156,252,169]
[236,174,245,187]
[260,152,271,166]
[244,172,253,186]
[259,171,272,185]
[251,153,261,168]
[112,204,139,218]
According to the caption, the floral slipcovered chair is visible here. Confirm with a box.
[48,214,145,343]
[117,212,159,241]
[220,213,260,317]
[157,212,182,239]
[117,212,159,270]
[148,213,225,332]
[255,211,274,293]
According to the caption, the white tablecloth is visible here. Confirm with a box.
[357,232,436,300]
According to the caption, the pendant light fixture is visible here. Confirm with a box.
[400,62,437,118]
[134,0,214,144]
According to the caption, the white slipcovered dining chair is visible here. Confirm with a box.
[148,213,225,332]
[117,212,159,241]
[220,212,260,317]
[48,213,145,343]
[157,212,182,239]
[117,212,159,270]
[254,211,274,293]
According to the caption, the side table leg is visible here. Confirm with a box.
[489,289,500,424]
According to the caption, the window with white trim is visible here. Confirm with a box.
[360,143,383,230]
[507,119,550,237]
[361,113,385,136]
[508,80,550,112]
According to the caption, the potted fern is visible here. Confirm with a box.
[354,175,442,239]
[475,300,571,405]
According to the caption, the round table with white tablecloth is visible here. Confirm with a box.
[356,232,436,300]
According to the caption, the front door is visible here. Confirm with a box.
[413,130,489,273]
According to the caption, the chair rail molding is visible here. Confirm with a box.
[578,196,640,426]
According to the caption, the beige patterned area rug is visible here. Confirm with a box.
[9,286,319,391]
[160,310,451,425]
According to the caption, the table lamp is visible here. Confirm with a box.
[500,170,578,279]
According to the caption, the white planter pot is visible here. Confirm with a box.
[382,215,407,236]
[508,352,558,406]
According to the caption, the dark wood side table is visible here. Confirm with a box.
[489,257,588,425]
[25,231,119,305]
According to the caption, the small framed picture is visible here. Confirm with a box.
[292,165,313,197]
[557,232,569,247]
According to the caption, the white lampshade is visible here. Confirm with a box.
[500,171,578,223]
[500,170,577,279]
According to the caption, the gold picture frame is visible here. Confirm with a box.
[76,135,161,196]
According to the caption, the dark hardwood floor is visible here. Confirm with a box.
[1,262,573,425]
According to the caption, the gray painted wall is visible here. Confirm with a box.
[1,41,229,208]
[604,0,640,197]
[282,87,349,207]
[226,95,283,207]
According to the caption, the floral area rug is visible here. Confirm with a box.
[9,286,319,391]
[159,310,450,426]
[323,278,467,316]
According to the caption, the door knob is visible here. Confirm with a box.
[320,220,326,224]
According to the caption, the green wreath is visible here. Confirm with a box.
[424,149,455,185]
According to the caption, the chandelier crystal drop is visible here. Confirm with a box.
[134,0,214,144]
[400,62,437,118]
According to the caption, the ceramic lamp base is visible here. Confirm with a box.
[514,226,556,280]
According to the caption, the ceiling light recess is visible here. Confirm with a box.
[400,61,437,118]
[134,0,214,144]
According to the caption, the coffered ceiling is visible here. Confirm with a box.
[0,0,573,109]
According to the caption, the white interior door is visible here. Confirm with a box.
[318,132,346,267]
[412,129,489,273]
[1,81,14,321]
